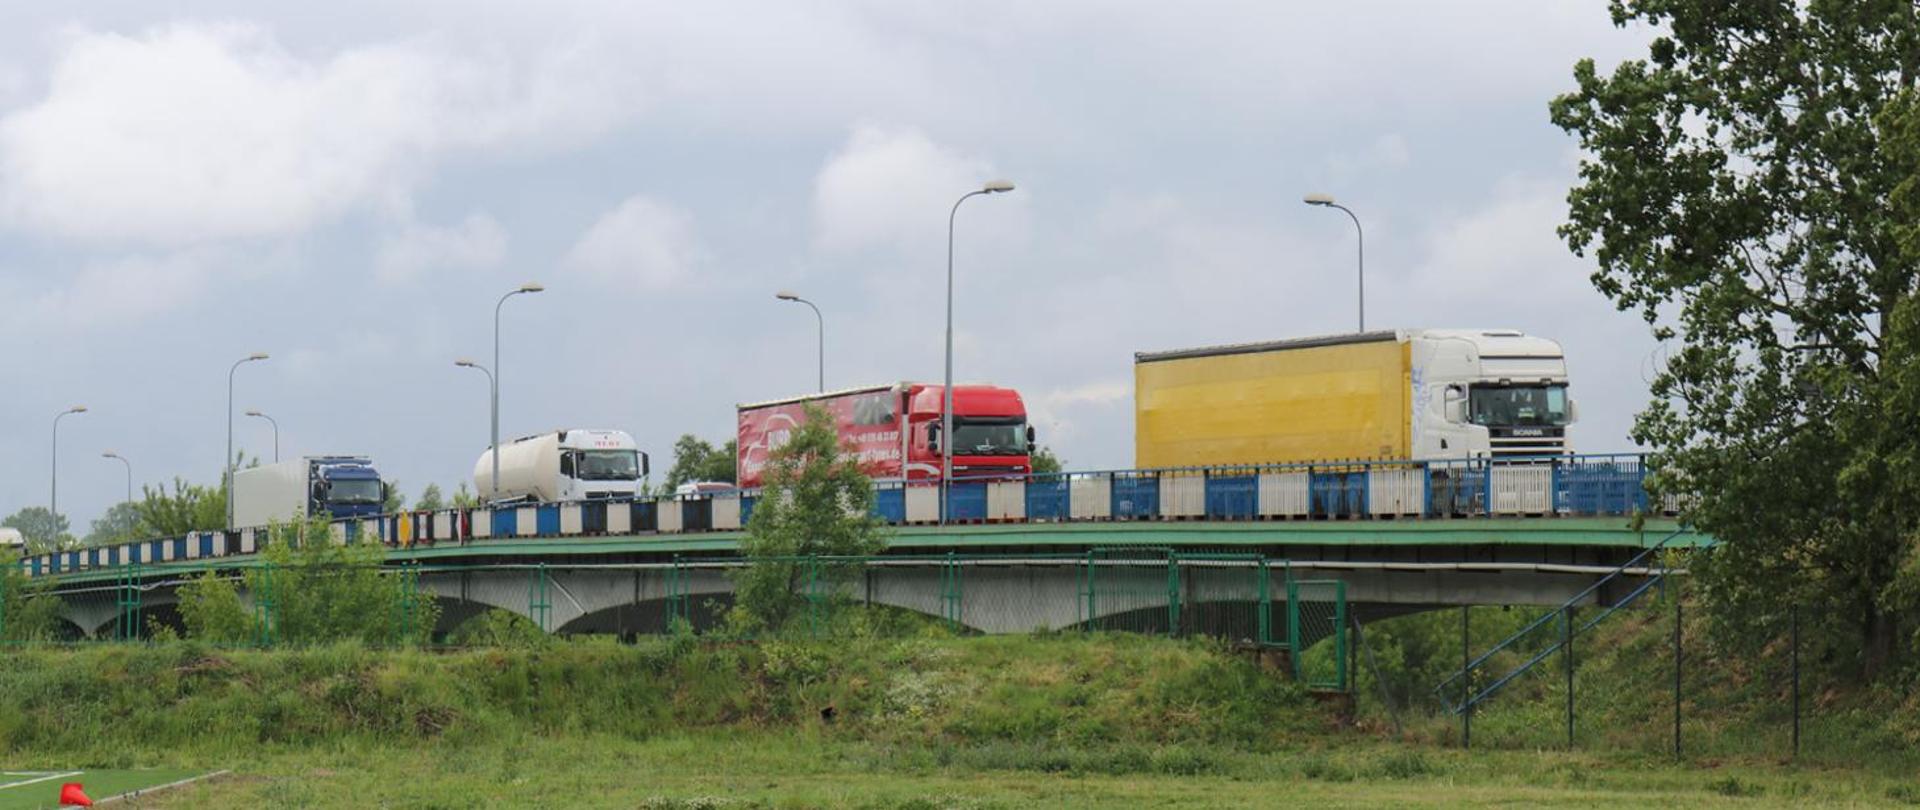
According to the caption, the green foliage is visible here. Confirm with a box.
[448,609,548,647]
[219,516,439,646]
[3,507,72,553]
[84,501,144,547]
[450,482,481,509]
[177,571,254,644]
[134,478,225,537]
[0,548,64,641]
[1550,1,1920,678]
[665,434,737,486]
[731,405,888,634]
[383,480,406,513]
[415,483,446,511]
[1030,445,1064,475]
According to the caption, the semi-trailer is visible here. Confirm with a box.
[231,456,387,528]
[736,383,1033,488]
[473,429,649,504]
[1134,329,1575,467]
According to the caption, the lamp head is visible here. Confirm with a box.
[102,451,118,459]
[455,358,478,368]
[982,179,1016,194]
[67,405,87,414]
[1303,192,1335,206]
[245,410,263,417]
[247,352,269,361]
[775,290,800,302]
[518,282,545,294]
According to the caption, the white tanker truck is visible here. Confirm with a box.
[473,428,649,504]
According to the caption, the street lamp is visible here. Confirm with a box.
[775,290,824,392]
[102,451,132,503]
[1304,193,1365,332]
[455,358,496,494]
[227,352,269,529]
[51,405,86,530]
[943,179,1016,524]
[490,283,544,503]
[245,410,280,462]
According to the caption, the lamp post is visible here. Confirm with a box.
[245,410,280,462]
[491,283,545,504]
[455,358,496,494]
[227,353,269,529]
[51,405,86,530]
[775,291,824,392]
[943,179,1016,524]
[102,451,131,503]
[1304,193,1365,332]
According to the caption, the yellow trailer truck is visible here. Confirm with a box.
[1134,329,1575,468]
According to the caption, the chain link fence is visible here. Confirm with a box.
[3,550,1350,691]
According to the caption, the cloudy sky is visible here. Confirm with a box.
[0,2,1661,530]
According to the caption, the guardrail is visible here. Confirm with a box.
[18,452,1674,579]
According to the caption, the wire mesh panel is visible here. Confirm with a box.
[1292,579,1348,691]
[1177,555,1266,644]
[1081,548,1176,635]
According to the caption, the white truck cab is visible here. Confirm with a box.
[474,429,650,504]
[1411,329,1576,459]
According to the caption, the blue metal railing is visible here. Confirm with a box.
[15,452,1671,578]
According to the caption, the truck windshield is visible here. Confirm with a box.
[1469,385,1570,427]
[951,420,1028,456]
[328,479,383,505]
[575,450,640,481]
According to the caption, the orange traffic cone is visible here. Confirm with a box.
[59,782,92,807]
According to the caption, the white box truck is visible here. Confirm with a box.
[231,456,388,528]
[473,429,649,504]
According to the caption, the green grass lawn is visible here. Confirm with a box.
[85,734,1920,809]
[0,769,209,810]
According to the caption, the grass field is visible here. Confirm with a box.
[63,735,1920,809]
[0,769,211,809]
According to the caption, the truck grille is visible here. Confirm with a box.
[1489,427,1568,458]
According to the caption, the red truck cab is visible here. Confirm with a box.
[737,382,1033,488]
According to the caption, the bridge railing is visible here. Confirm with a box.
[15,452,1668,580]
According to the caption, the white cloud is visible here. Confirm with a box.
[375,213,507,284]
[1025,380,1130,449]
[563,195,704,289]
[810,124,1015,253]
[0,22,622,246]
[10,250,215,332]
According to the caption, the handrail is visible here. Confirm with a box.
[1432,527,1684,714]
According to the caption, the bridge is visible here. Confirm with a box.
[15,453,1701,664]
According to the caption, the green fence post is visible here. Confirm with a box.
[117,562,143,642]
[1166,550,1182,637]
[1334,581,1349,692]
[665,555,684,631]
[1257,557,1271,646]
[530,563,552,634]
[1082,550,1096,633]
[1286,577,1302,681]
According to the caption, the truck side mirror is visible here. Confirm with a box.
[311,482,326,501]
[559,451,575,477]
[640,452,651,478]
[382,482,392,507]
[1566,398,1580,425]
[1026,425,1037,454]
[927,424,941,454]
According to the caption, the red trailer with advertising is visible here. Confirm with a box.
[736,382,1033,488]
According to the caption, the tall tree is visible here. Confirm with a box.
[2,507,71,553]
[84,501,144,547]
[1030,445,1065,475]
[133,478,225,537]
[1550,1,1920,676]
[416,484,446,512]
[730,405,887,632]
[664,434,738,486]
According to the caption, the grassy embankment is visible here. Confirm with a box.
[3,626,1919,807]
